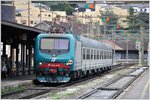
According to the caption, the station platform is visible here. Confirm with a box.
[117,68,149,99]
[1,74,36,90]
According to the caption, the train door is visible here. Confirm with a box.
[74,41,82,70]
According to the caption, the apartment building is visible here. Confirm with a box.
[14,1,66,27]
[73,4,129,28]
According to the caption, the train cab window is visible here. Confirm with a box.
[91,49,93,59]
[40,38,69,54]
[83,48,86,60]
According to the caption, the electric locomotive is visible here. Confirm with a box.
[34,32,113,83]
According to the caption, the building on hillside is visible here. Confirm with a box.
[73,4,129,28]
[34,20,88,35]
[132,6,149,13]
[14,1,66,26]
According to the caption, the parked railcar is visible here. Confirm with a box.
[34,32,113,83]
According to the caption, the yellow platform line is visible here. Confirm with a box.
[140,80,149,99]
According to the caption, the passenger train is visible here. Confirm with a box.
[34,32,113,83]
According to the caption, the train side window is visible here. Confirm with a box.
[105,51,106,59]
[110,52,112,59]
[94,50,96,59]
[100,51,102,59]
[97,50,99,59]
[104,51,105,59]
[100,51,101,59]
[105,51,107,59]
[107,51,108,59]
[91,49,93,59]
[86,49,90,60]
[83,48,86,60]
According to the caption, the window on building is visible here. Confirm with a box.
[16,13,21,16]
[38,14,40,17]
[144,9,147,12]
[30,20,33,24]
[45,14,47,16]
[48,14,51,17]
[21,20,27,25]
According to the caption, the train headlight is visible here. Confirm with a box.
[39,62,42,65]
[68,60,73,65]
[66,63,69,65]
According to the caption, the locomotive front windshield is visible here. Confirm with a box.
[40,38,69,54]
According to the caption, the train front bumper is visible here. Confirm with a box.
[37,76,71,83]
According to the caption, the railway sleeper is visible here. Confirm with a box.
[121,75,137,77]
[98,87,120,91]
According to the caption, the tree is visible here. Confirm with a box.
[32,1,73,15]
[127,7,149,31]
[50,3,73,15]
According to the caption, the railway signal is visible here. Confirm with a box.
[135,41,140,50]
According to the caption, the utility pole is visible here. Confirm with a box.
[112,28,116,64]
[12,1,14,6]
[28,1,30,26]
[104,23,106,40]
[148,30,150,66]
[40,3,41,29]
[139,25,144,66]
[126,36,129,63]
[97,23,100,38]
[82,12,84,35]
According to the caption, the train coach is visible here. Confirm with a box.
[34,32,113,83]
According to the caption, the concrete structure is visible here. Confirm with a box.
[1,4,15,22]
[104,39,149,63]
[117,69,149,99]
[1,20,45,78]
[14,1,66,26]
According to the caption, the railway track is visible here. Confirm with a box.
[77,66,147,99]
[1,63,135,99]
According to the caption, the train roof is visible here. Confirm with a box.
[38,33,112,50]
[75,35,112,50]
